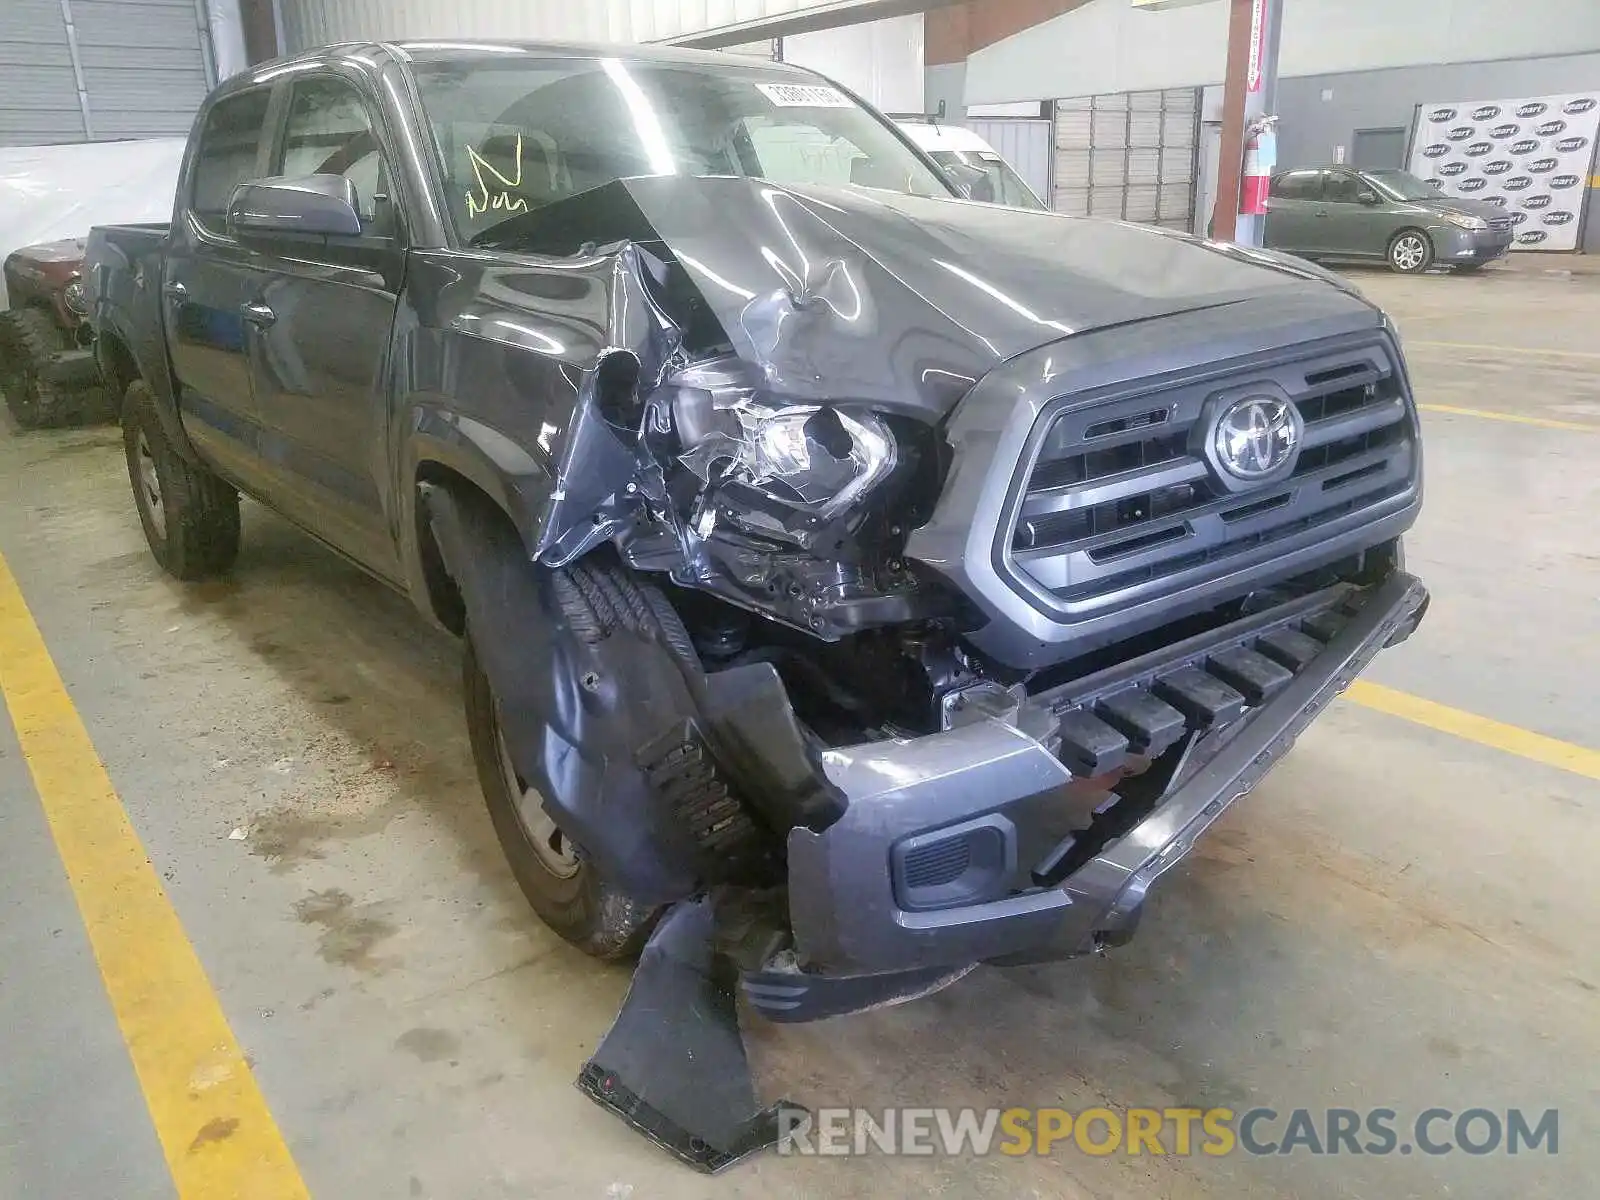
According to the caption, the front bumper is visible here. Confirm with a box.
[752,570,1427,1016]
[39,346,100,389]
[1440,226,1514,263]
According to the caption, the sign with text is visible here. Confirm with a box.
[1407,91,1600,251]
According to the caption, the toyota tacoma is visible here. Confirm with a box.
[87,41,1428,1168]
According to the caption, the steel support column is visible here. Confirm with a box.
[1210,0,1284,246]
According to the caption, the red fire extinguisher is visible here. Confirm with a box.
[1240,114,1279,217]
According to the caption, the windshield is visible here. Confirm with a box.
[410,56,954,243]
[927,148,1047,210]
[1365,169,1442,201]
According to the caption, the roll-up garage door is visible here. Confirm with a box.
[1052,88,1199,230]
[0,0,214,147]
[1,0,85,146]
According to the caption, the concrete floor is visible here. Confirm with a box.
[2,263,1597,1199]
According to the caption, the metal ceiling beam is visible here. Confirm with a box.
[659,0,964,49]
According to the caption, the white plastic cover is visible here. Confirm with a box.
[0,139,187,307]
[207,0,251,80]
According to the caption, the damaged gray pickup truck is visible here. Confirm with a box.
[88,41,1428,1168]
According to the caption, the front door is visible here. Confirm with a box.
[1317,169,1387,258]
[163,85,276,490]
[243,74,406,580]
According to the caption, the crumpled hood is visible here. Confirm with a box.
[604,175,1375,417]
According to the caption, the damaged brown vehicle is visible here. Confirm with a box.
[0,238,106,427]
[87,41,1429,1170]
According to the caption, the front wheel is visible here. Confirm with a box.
[122,379,240,579]
[0,307,69,428]
[463,639,657,960]
[1388,230,1434,274]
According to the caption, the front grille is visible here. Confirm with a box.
[1007,337,1417,611]
[1488,215,1513,233]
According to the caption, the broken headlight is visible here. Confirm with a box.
[672,360,897,521]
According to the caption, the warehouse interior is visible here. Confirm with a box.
[1,1,1597,1197]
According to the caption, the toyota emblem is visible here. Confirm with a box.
[1213,396,1300,481]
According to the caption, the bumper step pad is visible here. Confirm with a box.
[1050,587,1384,775]
[577,897,803,1173]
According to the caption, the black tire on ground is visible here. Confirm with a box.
[463,637,658,960]
[121,379,241,579]
[0,307,71,429]
[1387,229,1435,275]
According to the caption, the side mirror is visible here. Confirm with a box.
[226,174,363,239]
[1357,189,1381,205]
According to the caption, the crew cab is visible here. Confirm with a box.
[89,41,1428,1037]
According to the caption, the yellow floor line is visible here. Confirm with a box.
[1345,680,1600,783]
[1417,402,1598,432]
[1410,339,1600,362]
[0,550,309,1200]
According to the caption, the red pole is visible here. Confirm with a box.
[1211,0,1256,242]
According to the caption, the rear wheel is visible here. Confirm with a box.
[121,379,240,579]
[0,307,70,428]
[1388,230,1434,274]
[463,638,657,961]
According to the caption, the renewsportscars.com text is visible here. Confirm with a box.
[777,1106,1559,1158]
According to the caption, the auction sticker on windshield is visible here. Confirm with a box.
[757,82,852,108]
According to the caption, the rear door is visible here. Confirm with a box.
[1263,169,1323,253]
[163,86,276,489]
[242,72,407,580]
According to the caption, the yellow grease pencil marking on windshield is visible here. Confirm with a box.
[466,134,530,218]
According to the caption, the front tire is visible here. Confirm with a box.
[1388,230,1434,274]
[0,307,70,429]
[463,638,657,961]
[122,379,240,579]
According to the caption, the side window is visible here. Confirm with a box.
[191,89,272,232]
[1323,171,1363,204]
[278,78,394,232]
[1271,170,1321,201]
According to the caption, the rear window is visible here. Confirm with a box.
[191,88,272,231]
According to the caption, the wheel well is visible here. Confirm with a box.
[413,462,514,635]
[97,331,140,405]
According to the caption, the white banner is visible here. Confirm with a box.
[1408,92,1600,252]
[0,139,186,308]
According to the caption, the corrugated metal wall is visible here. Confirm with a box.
[279,0,857,52]
[1,0,85,145]
[1052,89,1198,230]
[0,0,214,146]
[966,118,1051,204]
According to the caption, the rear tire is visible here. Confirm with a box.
[122,379,240,579]
[1387,230,1434,274]
[0,307,70,429]
[463,637,657,961]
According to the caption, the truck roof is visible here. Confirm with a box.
[895,121,1002,155]
[229,39,825,95]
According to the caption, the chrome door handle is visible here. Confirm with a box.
[163,280,188,299]
[239,300,276,327]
